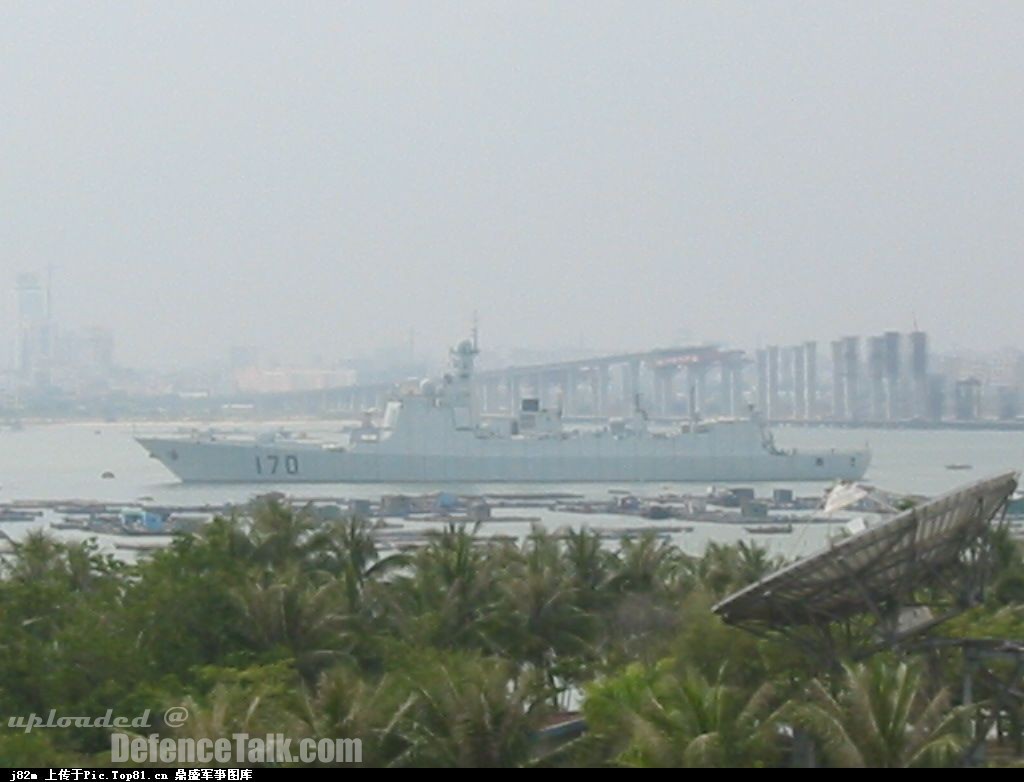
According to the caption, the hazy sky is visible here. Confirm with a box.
[2,1,1022,368]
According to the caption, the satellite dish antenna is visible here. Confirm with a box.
[714,472,1019,666]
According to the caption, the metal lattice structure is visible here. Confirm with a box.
[713,472,1018,657]
[714,471,1023,764]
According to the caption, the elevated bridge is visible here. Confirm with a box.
[203,345,749,419]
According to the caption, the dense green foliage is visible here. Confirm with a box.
[0,500,1021,767]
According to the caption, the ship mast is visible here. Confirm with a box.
[447,337,479,429]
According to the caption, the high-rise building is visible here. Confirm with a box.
[831,340,846,419]
[909,331,928,418]
[954,378,982,421]
[793,344,806,420]
[997,386,1020,421]
[767,345,780,419]
[927,374,946,421]
[804,341,818,419]
[883,331,902,420]
[842,336,861,420]
[15,272,53,385]
[80,327,114,372]
[756,349,768,415]
[868,336,886,420]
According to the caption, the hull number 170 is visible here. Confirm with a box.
[255,454,299,475]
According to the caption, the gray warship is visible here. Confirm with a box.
[137,340,870,483]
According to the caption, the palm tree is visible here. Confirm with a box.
[307,515,408,607]
[787,658,971,767]
[247,498,320,568]
[398,653,551,768]
[166,664,303,765]
[584,660,784,767]
[2,532,121,626]
[689,540,780,598]
[4,530,70,583]
[233,565,354,678]
[190,514,257,563]
[497,529,597,699]
[562,526,614,607]
[0,532,132,726]
[121,517,256,677]
[296,666,417,767]
[735,540,781,585]
[610,531,682,594]
[390,523,503,651]
[174,682,269,740]
[986,524,1024,604]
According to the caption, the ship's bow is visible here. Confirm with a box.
[136,437,191,481]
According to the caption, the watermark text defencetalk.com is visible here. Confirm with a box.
[112,733,363,764]
[8,709,152,734]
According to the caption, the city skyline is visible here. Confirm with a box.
[5,277,1024,426]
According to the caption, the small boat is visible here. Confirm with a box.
[744,523,794,535]
[642,505,673,520]
[0,509,43,522]
[114,540,169,552]
[945,464,973,471]
[51,520,89,531]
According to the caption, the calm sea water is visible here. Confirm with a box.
[0,421,1021,558]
